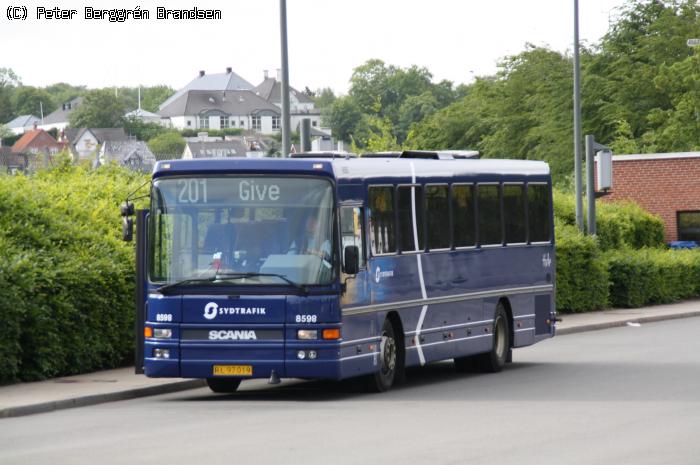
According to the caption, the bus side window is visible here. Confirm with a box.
[452,184,476,247]
[426,184,450,250]
[397,185,424,252]
[503,184,526,244]
[340,206,365,268]
[478,184,502,246]
[528,184,551,243]
[368,186,396,255]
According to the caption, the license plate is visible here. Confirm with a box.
[212,365,252,376]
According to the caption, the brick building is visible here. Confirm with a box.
[596,152,700,243]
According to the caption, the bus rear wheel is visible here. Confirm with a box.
[366,318,400,392]
[475,303,510,373]
[206,378,242,393]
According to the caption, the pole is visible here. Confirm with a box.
[279,0,291,158]
[300,118,311,152]
[585,134,596,235]
[573,0,584,232]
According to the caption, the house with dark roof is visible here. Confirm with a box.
[5,115,40,135]
[157,68,321,135]
[159,68,254,111]
[182,139,249,159]
[63,128,129,160]
[99,139,156,172]
[253,70,321,131]
[38,97,83,131]
[159,89,281,133]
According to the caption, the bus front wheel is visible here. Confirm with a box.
[367,318,400,392]
[206,378,242,393]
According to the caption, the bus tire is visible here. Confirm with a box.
[475,303,510,373]
[366,318,400,392]
[206,378,242,393]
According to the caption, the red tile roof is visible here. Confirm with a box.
[11,129,64,154]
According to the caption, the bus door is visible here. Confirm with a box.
[339,205,369,308]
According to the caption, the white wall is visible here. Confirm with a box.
[260,116,273,134]
[37,121,68,132]
[74,131,99,159]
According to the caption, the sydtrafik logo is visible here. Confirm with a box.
[203,302,267,320]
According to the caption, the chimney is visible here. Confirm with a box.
[199,70,205,77]
[226,67,232,74]
[264,69,269,79]
[276,68,281,81]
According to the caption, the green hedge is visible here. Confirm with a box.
[555,221,609,312]
[606,248,700,308]
[179,128,244,137]
[0,162,148,383]
[553,191,665,250]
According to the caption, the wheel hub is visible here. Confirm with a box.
[380,333,397,374]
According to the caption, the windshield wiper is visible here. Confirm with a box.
[156,272,309,296]
[157,276,221,294]
[215,272,309,296]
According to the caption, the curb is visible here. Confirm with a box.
[0,379,206,419]
[2,311,699,419]
[555,310,700,335]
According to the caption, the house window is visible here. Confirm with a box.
[252,116,261,131]
[678,211,700,243]
[199,115,209,129]
[187,121,192,127]
[312,121,317,127]
[220,116,229,129]
[272,116,280,130]
[240,120,245,127]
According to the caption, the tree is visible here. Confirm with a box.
[313,87,336,111]
[325,96,362,142]
[44,82,87,106]
[123,116,168,142]
[0,124,12,145]
[69,89,126,128]
[147,131,185,158]
[10,87,57,117]
[141,86,175,113]
[0,68,21,123]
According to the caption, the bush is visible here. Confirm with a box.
[179,128,244,138]
[596,202,665,250]
[553,191,665,250]
[606,248,700,308]
[147,131,185,159]
[0,163,148,383]
[555,221,609,312]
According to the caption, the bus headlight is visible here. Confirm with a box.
[154,348,170,359]
[153,328,172,339]
[297,330,318,340]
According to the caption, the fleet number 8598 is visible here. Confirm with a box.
[295,314,317,323]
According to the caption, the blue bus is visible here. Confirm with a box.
[121,151,556,393]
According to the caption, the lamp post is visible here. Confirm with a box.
[279,0,291,158]
[573,0,584,232]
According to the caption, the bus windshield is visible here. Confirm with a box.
[149,176,335,286]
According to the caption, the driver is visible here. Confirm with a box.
[288,214,331,260]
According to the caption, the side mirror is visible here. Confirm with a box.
[122,216,134,242]
[343,245,359,275]
[120,201,135,217]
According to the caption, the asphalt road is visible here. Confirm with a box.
[1,318,698,465]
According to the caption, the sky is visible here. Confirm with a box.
[1,0,628,94]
